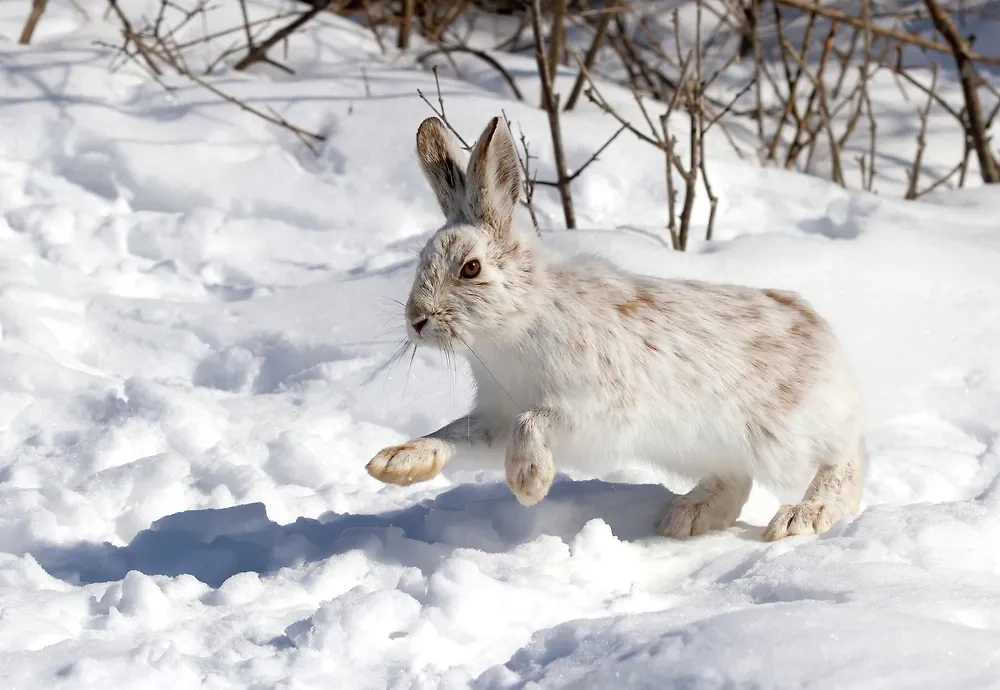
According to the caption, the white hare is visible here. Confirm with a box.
[366,115,866,541]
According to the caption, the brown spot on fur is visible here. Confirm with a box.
[764,289,821,329]
[616,292,658,318]
[645,340,660,353]
[738,289,831,450]
[762,288,796,308]
[748,336,782,357]
[747,422,778,443]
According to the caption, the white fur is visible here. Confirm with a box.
[366,116,867,541]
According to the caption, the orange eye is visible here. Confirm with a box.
[460,259,481,279]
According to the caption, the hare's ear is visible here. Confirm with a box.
[465,116,521,234]
[416,117,468,221]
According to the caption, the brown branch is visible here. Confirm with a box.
[234,1,332,71]
[698,98,718,242]
[884,57,962,121]
[766,4,802,162]
[906,63,939,199]
[548,0,567,86]
[172,11,299,51]
[359,0,387,54]
[783,20,839,169]
[530,0,575,229]
[780,36,845,186]
[861,86,877,191]
[417,66,471,149]
[501,110,541,237]
[958,137,973,187]
[772,0,1000,67]
[662,121,680,250]
[517,130,541,237]
[106,0,163,76]
[535,124,626,186]
[915,156,964,198]
[750,0,765,144]
[565,7,613,111]
[19,0,49,45]
[398,0,415,50]
[104,3,325,153]
[417,46,524,101]
[923,0,999,183]
[238,0,255,49]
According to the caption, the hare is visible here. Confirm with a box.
[366,115,866,541]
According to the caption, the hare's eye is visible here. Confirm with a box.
[460,259,481,279]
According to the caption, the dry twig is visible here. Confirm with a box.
[417,46,525,101]
[530,0,575,229]
[905,63,940,199]
[923,0,999,183]
[19,0,49,45]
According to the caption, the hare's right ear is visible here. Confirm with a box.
[416,117,468,221]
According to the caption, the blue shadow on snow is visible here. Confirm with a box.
[31,478,675,588]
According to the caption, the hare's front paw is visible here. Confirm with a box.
[505,445,555,507]
[366,438,449,486]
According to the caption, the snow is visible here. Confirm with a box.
[1,2,1000,688]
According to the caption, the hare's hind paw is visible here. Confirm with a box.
[763,501,835,541]
[656,475,751,539]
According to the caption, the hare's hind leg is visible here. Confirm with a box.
[656,474,752,539]
[763,437,866,542]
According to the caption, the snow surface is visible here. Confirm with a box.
[1,3,1000,688]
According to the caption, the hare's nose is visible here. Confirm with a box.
[412,317,429,334]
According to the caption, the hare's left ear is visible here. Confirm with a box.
[465,116,521,233]
[416,117,469,222]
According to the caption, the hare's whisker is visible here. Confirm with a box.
[402,344,419,400]
[459,336,519,409]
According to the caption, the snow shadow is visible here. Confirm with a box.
[32,479,674,588]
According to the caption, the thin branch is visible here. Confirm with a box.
[548,0,568,86]
[915,156,965,198]
[923,0,1000,183]
[417,66,471,149]
[772,0,1000,67]
[530,0,575,229]
[417,46,524,101]
[565,7,613,111]
[19,0,49,45]
[535,124,627,186]
[906,63,939,199]
[106,0,163,76]
[234,0,332,71]
[399,0,415,50]
[501,110,541,238]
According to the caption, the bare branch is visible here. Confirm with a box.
[905,64,939,200]
[417,46,524,101]
[772,0,1000,67]
[19,0,49,45]
[417,66,471,149]
[234,0,333,72]
[923,0,1000,183]
[535,124,626,186]
[565,7,613,111]
[530,0,575,229]
[399,0,416,50]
